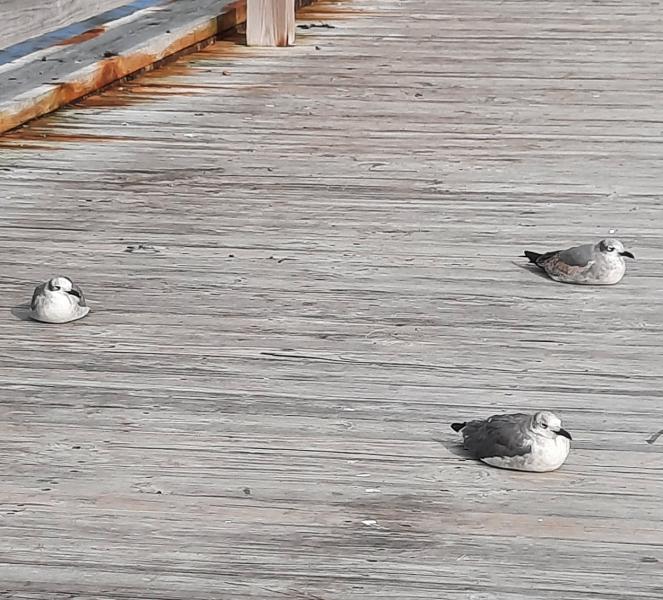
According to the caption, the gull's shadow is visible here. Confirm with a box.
[433,435,471,458]
[11,302,32,321]
[512,259,550,281]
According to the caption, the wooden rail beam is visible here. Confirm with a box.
[246,0,295,47]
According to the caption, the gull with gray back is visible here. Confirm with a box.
[451,411,572,472]
[30,276,90,324]
[523,238,634,285]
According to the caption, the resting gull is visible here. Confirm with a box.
[523,238,634,285]
[30,276,90,324]
[451,411,572,472]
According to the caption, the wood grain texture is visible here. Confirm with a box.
[247,0,296,46]
[0,0,132,51]
[1,0,663,598]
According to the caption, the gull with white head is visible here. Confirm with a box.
[451,411,572,472]
[523,238,634,285]
[30,276,90,324]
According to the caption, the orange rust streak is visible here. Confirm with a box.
[0,52,156,135]
[298,0,366,19]
[57,52,155,102]
[56,27,107,46]
[143,61,195,78]
[197,35,250,57]
[77,92,143,108]
[74,39,247,110]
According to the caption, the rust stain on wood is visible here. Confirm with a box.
[0,36,248,145]
[298,0,365,20]
[196,33,248,57]
[56,26,107,46]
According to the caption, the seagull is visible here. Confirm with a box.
[523,238,634,285]
[30,276,90,323]
[451,411,572,472]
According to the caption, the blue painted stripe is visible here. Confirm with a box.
[0,0,165,67]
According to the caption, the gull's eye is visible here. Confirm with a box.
[607,246,614,252]
[541,422,548,429]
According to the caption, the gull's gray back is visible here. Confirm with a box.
[30,282,47,311]
[557,243,596,267]
[461,413,532,459]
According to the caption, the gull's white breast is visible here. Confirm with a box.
[482,435,570,472]
[32,292,88,323]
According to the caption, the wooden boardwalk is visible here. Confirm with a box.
[1,0,662,597]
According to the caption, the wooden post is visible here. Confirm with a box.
[246,0,295,47]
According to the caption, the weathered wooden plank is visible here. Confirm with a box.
[0,0,662,598]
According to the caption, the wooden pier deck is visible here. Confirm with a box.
[1,0,662,598]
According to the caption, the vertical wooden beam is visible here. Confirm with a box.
[246,0,295,47]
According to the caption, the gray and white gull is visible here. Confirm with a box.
[524,238,634,285]
[30,276,89,323]
[451,411,572,472]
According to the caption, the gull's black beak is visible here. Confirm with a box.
[620,251,635,259]
[556,428,572,441]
